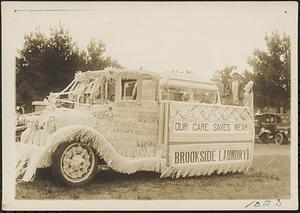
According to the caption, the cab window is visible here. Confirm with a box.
[121,79,137,100]
[141,79,157,101]
[193,89,217,104]
[161,87,183,101]
[161,86,218,104]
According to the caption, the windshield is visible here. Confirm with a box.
[77,77,106,104]
[51,76,106,107]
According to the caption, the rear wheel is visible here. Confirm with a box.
[274,132,284,145]
[51,141,98,186]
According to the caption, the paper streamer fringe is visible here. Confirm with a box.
[160,162,251,178]
[16,125,166,182]
[16,125,251,182]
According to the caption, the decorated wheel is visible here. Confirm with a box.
[274,132,284,145]
[51,142,98,186]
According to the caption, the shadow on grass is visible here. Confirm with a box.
[34,167,163,185]
[34,167,248,185]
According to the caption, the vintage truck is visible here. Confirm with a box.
[16,68,254,186]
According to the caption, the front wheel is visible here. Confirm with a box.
[51,141,98,186]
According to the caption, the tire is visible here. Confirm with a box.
[274,132,284,145]
[51,141,98,186]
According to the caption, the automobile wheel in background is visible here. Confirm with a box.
[51,141,98,186]
[274,132,285,145]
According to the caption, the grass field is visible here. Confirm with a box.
[15,143,290,200]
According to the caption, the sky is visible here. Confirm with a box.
[12,2,297,80]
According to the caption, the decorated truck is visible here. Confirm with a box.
[16,68,254,186]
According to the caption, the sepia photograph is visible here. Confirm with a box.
[1,1,298,211]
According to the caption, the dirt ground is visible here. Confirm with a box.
[16,143,290,200]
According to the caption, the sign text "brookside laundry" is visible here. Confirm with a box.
[173,148,250,164]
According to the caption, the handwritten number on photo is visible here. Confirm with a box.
[245,200,281,208]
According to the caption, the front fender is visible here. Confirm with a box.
[258,129,271,136]
[17,124,165,183]
[36,125,164,173]
[36,125,106,168]
[17,125,101,182]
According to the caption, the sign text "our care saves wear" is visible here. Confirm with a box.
[173,122,249,134]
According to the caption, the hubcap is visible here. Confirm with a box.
[61,143,95,183]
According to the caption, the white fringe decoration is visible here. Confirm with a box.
[16,143,41,183]
[160,162,251,178]
[16,125,166,182]
[16,124,251,182]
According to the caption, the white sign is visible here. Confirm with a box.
[169,144,251,165]
[173,121,249,135]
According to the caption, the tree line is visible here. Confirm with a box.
[16,26,290,113]
[16,25,123,112]
[212,32,290,113]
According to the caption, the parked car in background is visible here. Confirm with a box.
[32,101,48,112]
[254,113,290,145]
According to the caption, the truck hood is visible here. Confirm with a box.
[26,107,97,133]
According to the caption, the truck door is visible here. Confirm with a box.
[98,75,160,158]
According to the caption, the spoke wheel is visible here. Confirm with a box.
[52,142,98,186]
